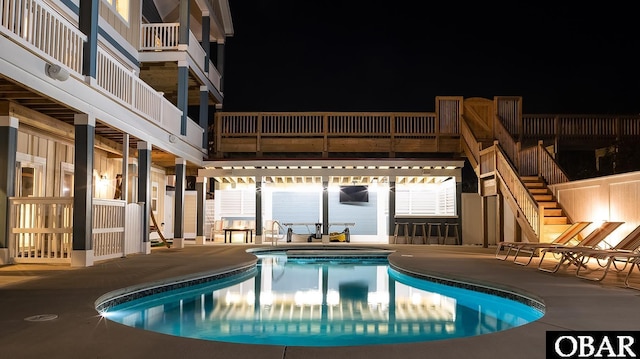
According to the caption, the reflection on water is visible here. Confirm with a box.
[104,254,542,346]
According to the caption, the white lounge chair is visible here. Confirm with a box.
[495,221,592,266]
[537,222,624,273]
[574,224,640,282]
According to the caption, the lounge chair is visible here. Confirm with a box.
[624,256,640,291]
[495,221,592,266]
[574,224,640,282]
[537,221,624,273]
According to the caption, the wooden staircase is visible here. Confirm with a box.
[521,176,572,242]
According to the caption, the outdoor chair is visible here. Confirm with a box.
[573,224,640,282]
[537,221,624,273]
[495,221,592,266]
[624,256,640,291]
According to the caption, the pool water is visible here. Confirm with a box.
[100,251,543,347]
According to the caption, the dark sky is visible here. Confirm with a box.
[222,2,640,115]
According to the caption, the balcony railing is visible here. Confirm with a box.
[140,23,221,89]
[8,197,145,263]
[0,0,85,73]
[215,111,462,156]
[0,0,202,149]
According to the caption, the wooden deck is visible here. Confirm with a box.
[212,97,640,160]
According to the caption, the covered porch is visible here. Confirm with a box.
[198,158,465,245]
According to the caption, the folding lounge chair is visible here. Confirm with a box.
[495,221,592,266]
[537,221,624,273]
[624,256,640,291]
[574,224,640,282]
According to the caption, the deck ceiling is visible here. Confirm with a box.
[200,159,465,186]
[138,61,217,106]
[0,75,192,172]
[214,175,451,186]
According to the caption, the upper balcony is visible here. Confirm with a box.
[138,22,223,106]
[0,0,210,169]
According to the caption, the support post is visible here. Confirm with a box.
[137,141,151,253]
[0,114,17,264]
[173,158,186,247]
[72,114,95,266]
[195,176,207,245]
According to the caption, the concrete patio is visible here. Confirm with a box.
[0,243,639,359]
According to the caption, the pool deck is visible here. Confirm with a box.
[1,243,639,359]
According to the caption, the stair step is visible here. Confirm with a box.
[520,176,540,182]
[544,216,569,225]
[534,194,553,201]
[538,202,560,208]
[529,188,550,194]
[524,181,545,188]
[544,208,563,216]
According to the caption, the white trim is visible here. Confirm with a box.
[137,141,151,151]
[74,113,95,126]
[0,116,19,128]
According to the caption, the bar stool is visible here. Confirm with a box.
[411,222,427,244]
[393,222,409,244]
[427,222,442,244]
[444,223,461,245]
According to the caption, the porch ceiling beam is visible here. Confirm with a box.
[198,167,461,179]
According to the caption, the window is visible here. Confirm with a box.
[15,154,46,197]
[151,182,159,213]
[105,0,129,23]
[395,179,456,216]
[216,189,256,217]
[60,162,74,197]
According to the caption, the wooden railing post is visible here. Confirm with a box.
[390,114,396,157]
[537,140,544,178]
[538,202,545,243]
[515,141,521,172]
[215,112,222,158]
[256,113,262,157]
[554,115,560,163]
[322,113,328,158]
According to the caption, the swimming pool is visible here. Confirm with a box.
[97,249,544,347]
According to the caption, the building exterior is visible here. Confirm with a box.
[0,0,233,266]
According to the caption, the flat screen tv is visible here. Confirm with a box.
[339,185,369,203]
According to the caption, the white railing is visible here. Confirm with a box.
[187,117,204,149]
[92,199,125,260]
[8,197,73,263]
[140,22,179,50]
[207,59,221,89]
[0,0,85,74]
[188,30,206,71]
[124,203,144,255]
[9,197,145,264]
[95,48,195,145]
[0,2,193,147]
[141,23,222,90]
[96,48,161,122]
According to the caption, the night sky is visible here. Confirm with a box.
[221,2,640,115]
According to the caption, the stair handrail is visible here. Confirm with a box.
[537,142,570,185]
[459,114,482,172]
[491,142,541,239]
[494,116,520,170]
